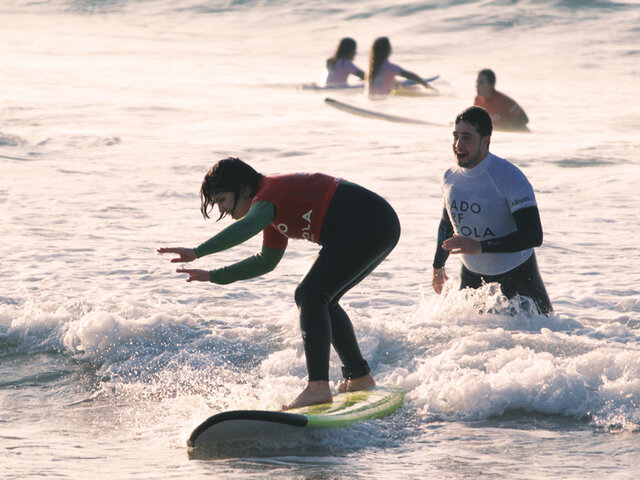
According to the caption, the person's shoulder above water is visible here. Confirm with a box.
[441,164,458,183]
[366,36,434,95]
[325,37,364,85]
[474,68,529,131]
[484,152,526,179]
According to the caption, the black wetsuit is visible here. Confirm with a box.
[295,182,401,381]
[434,205,553,315]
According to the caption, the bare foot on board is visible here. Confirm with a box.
[282,380,332,410]
[337,373,376,393]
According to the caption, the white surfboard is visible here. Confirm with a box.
[324,97,445,126]
[188,386,404,450]
[301,75,440,91]
[398,74,440,86]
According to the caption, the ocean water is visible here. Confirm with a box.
[1,0,640,478]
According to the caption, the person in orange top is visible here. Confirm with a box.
[474,69,529,131]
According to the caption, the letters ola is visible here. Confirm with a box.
[459,225,495,238]
[301,209,312,239]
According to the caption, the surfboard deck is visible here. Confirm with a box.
[391,84,436,97]
[398,74,440,86]
[302,75,440,91]
[301,82,363,91]
[188,386,403,450]
[324,97,444,126]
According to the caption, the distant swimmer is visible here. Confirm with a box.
[158,158,400,409]
[431,106,553,315]
[366,36,434,95]
[474,69,529,131]
[325,37,365,86]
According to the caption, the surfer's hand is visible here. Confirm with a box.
[176,268,209,282]
[442,235,481,255]
[423,82,437,92]
[432,267,448,294]
[157,247,197,263]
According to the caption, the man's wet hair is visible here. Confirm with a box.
[200,157,264,219]
[455,106,493,138]
[478,68,496,87]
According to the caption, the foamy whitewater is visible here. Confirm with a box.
[1,0,639,478]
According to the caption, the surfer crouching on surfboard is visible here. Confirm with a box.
[158,158,400,409]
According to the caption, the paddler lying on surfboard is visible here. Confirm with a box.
[158,158,400,409]
[366,36,436,95]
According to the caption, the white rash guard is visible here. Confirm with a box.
[441,152,538,275]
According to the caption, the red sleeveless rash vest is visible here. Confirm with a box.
[252,173,343,249]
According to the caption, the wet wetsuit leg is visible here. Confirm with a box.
[460,253,553,315]
[294,183,400,381]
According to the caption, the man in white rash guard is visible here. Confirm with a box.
[431,106,553,315]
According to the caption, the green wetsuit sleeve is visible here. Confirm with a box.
[209,245,285,284]
[194,201,275,257]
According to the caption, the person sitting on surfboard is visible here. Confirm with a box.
[158,158,400,409]
[366,36,434,95]
[325,37,365,86]
[474,69,529,131]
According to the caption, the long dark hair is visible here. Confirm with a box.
[200,157,264,220]
[327,37,357,68]
[368,36,391,83]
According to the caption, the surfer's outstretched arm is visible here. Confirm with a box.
[173,247,285,283]
[194,201,275,256]
[175,268,209,282]
[205,246,285,284]
[159,201,280,283]
[157,247,197,263]
[399,68,435,90]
